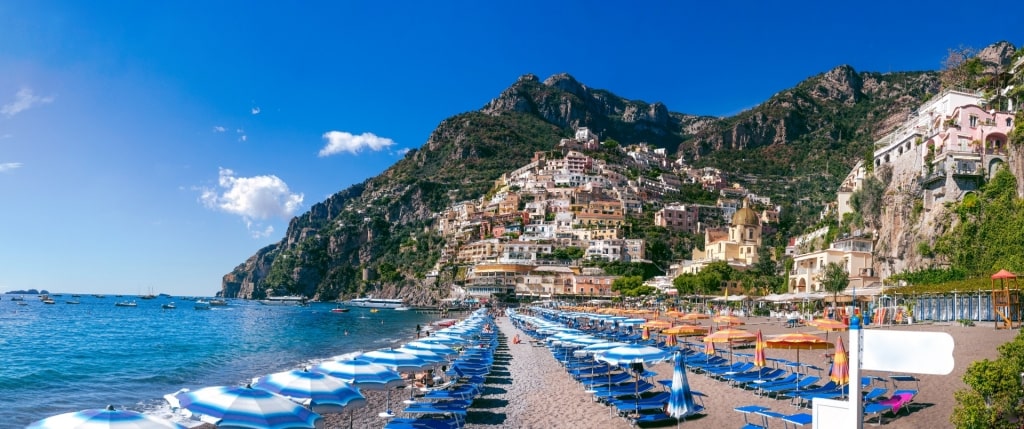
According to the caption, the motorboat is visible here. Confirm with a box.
[194,300,212,310]
[208,299,228,306]
[115,300,138,307]
[330,306,350,313]
[341,297,406,309]
[393,306,412,311]
[66,300,80,304]
[258,295,308,306]
[9,296,24,302]
[161,302,177,309]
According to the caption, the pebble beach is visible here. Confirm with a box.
[325,312,1016,429]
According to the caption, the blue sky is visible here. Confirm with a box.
[1,1,1021,296]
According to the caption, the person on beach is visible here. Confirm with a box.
[513,334,521,344]
[415,324,422,338]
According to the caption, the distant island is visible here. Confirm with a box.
[4,289,50,295]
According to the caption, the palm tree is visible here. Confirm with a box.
[820,262,850,318]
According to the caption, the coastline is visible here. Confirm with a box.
[191,311,1014,428]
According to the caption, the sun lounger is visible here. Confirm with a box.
[590,380,655,400]
[863,389,916,425]
[734,405,770,429]
[862,387,887,402]
[724,368,786,385]
[757,376,820,397]
[629,404,706,427]
[581,372,632,387]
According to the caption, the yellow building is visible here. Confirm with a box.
[684,201,761,274]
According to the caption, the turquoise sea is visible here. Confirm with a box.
[0,295,442,428]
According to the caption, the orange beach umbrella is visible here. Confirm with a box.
[766,332,832,379]
[753,330,767,368]
[713,315,745,326]
[662,325,708,336]
[830,337,849,385]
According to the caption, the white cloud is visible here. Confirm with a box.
[319,131,396,157]
[251,106,261,115]
[199,168,303,237]
[0,162,22,172]
[2,88,55,118]
[213,126,226,133]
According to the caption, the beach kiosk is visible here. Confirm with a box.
[991,269,1021,329]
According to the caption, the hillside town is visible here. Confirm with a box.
[428,74,1021,305]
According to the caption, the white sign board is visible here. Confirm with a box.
[861,330,954,375]
[812,398,852,429]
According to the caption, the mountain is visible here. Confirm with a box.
[221,62,953,301]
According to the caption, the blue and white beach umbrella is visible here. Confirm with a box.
[594,344,673,366]
[27,405,185,429]
[173,385,322,429]
[355,349,432,373]
[394,346,447,364]
[403,340,458,357]
[252,369,366,414]
[666,351,700,422]
[310,359,404,390]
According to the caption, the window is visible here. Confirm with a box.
[1008,118,1013,127]
[969,115,978,128]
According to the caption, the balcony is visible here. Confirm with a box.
[952,167,983,179]
[919,169,946,186]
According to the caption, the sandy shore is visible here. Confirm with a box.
[317,313,1014,428]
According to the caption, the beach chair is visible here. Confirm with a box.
[862,387,887,402]
[757,376,820,398]
[734,405,770,429]
[863,390,916,425]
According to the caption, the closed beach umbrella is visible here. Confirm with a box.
[663,333,678,348]
[28,405,185,429]
[753,330,767,369]
[830,337,849,386]
[666,351,699,425]
[174,385,322,429]
[252,369,366,414]
[641,326,651,341]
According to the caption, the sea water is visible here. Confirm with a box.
[0,295,442,428]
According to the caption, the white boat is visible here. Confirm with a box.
[194,300,212,310]
[161,302,176,309]
[393,306,412,311]
[342,297,406,309]
[115,300,137,307]
[258,295,308,306]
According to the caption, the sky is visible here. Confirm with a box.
[1,1,1021,296]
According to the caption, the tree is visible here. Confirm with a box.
[820,262,850,310]
[940,46,979,90]
[612,275,655,297]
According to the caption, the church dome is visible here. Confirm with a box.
[732,206,759,226]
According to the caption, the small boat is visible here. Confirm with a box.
[258,295,307,306]
[9,296,24,302]
[115,300,137,307]
[393,306,411,311]
[42,298,56,304]
[71,294,81,298]
[194,300,212,310]
[66,300,80,305]
[208,299,228,306]
[161,302,177,309]
[330,307,350,313]
[94,294,106,298]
